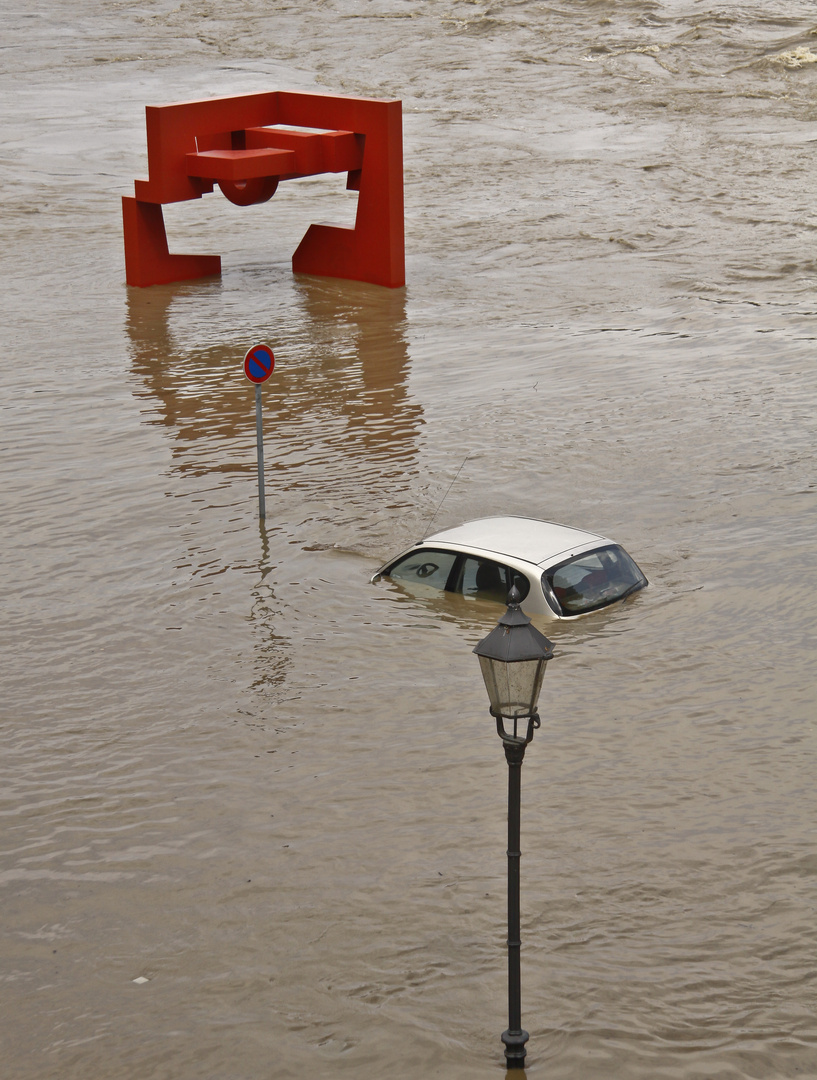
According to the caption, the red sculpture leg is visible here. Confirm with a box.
[284,93,404,288]
[122,197,220,288]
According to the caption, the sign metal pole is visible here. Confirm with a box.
[255,383,266,519]
[243,344,275,521]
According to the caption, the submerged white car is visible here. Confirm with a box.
[371,516,647,620]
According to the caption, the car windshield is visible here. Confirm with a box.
[543,545,646,616]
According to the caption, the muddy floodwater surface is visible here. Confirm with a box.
[1,2,816,1078]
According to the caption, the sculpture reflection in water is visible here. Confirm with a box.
[125,275,421,493]
[125,274,423,694]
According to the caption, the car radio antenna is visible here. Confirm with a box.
[422,452,473,538]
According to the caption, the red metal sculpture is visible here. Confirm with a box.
[122,90,404,289]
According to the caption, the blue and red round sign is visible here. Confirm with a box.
[243,344,275,384]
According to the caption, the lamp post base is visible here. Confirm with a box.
[502,1026,529,1069]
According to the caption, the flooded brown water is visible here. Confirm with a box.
[1,2,816,1077]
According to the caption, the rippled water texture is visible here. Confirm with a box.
[1,2,816,1078]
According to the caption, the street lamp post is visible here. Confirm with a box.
[473,586,555,1070]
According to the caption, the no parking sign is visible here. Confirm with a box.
[244,343,275,384]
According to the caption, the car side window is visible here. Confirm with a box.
[457,558,530,604]
[386,549,458,591]
[510,571,531,602]
[458,557,507,602]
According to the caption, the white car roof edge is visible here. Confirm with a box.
[422,515,609,567]
[373,536,609,580]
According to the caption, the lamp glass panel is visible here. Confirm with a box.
[478,655,546,719]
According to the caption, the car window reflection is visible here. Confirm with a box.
[386,549,459,591]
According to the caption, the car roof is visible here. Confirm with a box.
[424,516,607,567]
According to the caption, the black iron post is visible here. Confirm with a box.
[495,712,538,1069]
[473,587,553,1070]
